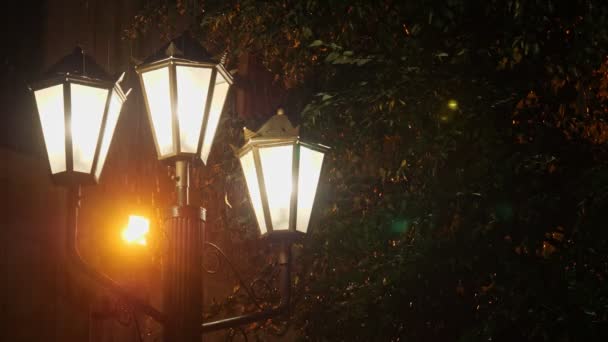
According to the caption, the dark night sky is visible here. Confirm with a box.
[0,1,46,155]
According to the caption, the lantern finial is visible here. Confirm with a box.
[165,42,183,57]
[255,110,299,138]
[243,127,257,140]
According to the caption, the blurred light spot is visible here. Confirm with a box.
[448,99,459,110]
[122,215,150,245]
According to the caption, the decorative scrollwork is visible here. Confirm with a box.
[249,278,274,303]
[104,298,162,342]
[266,320,290,337]
[113,299,134,326]
[202,246,222,274]
[203,242,264,310]
[226,327,249,342]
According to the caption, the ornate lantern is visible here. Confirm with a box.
[238,110,329,238]
[32,47,129,184]
[136,35,233,163]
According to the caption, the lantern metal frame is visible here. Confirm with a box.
[135,46,233,163]
[237,113,329,240]
[31,50,130,186]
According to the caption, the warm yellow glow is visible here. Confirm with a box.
[95,90,124,179]
[448,99,459,110]
[176,66,212,153]
[200,73,230,164]
[71,84,108,173]
[122,215,150,245]
[240,151,267,234]
[259,145,293,230]
[142,67,174,157]
[34,85,66,174]
[296,146,324,233]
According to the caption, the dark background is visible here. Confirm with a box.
[0,0,45,154]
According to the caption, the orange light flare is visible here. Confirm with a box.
[121,215,150,246]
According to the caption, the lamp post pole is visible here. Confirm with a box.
[163,159,205,341]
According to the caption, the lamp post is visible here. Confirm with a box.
[31,47,164,322]
[32,37,327,342]
[135,35,234,341]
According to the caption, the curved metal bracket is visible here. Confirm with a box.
[201,242,292,334]
[203,241,263,309]
[66,185,165,324]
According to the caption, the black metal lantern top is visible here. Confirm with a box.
[31,47,130,185]
[238,110,329,239]
[135,34,233,164]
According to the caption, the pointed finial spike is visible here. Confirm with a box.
[117,72,125,84]
[243,127,257,140]
[165,42,183,57]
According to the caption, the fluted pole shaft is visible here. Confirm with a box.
[163,160,204,342]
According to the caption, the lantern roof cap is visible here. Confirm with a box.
[142,31,216,64]
[41,46,112,81]
[244,109,300,140]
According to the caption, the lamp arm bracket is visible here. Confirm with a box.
[201,304,287,334]
[66,185,165,324]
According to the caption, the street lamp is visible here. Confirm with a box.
[31,47,164,322]
[136,39,232,163]
[31,36,327,342]
[134,35,235,341]
[239,109,328,239]
[31,47,129,184]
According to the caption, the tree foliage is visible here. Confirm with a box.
[129,0,608,340]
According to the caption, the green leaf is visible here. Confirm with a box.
[325,52,340,63]
[302,27,313,39]
[309,39,324,47]
[322,94,334,101]
[356,58,371,66]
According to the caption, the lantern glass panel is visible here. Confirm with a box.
[259,145,293,230]
[141,67,174,157]
[70,84,107,173]
[34,84,66,174]
[200,72,229,163]
[296,146,324,233]
[176,66,212,153]
[95,90,124,179]
[240,151,267,234]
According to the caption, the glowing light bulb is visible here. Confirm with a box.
[122,215,150,246]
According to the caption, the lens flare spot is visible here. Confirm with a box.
[390,218,410,234]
